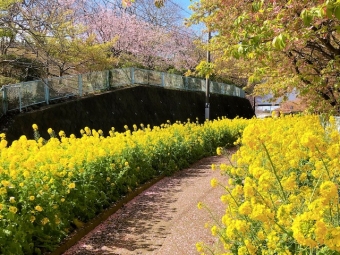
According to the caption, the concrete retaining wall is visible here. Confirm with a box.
[3,85,254,143]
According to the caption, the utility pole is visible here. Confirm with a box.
[205,31,212,120]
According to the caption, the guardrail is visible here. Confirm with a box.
[0,67,245,117]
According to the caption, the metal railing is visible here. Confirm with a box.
[0,67,245,117]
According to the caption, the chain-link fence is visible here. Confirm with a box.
[0,67,246,116]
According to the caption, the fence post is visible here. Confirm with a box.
[241,90,245,98]
[161,72,165,87]
[19,84,22,112]
[130,67,135,85]
[106,70,110,89]
[44,79,49,105]
[184,77,188,90]
[78,74,83,96]
[2,86,8,114]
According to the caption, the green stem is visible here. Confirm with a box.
[315,145,330,179]
[216,229,232,247]
[261,141,287,201]
[336,201,340,226]
[242,240,251,255]
[268,192,278,211]
[274,220,293,237]
[204,243,215,255]
[254,188,275,210]
[202,203,223,228]
[224,147,236,168]
[329,201,333,224]
[308,173,323,204]
[253,187,291,237]
[220,183,240,207]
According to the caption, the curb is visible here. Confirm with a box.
[48,175,165,255]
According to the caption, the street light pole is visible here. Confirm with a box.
[205,31,212,120]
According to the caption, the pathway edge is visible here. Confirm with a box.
[48,175,165,255]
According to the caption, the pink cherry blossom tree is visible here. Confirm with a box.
[83,7,202,71]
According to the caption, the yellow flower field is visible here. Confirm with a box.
[198,115,340,255]
[0,117,247,254]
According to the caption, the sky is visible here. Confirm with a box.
[169,0,205,35]
[171,0,194,17]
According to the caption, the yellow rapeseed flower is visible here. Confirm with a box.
[196,242,204,253]
[210,178,218,188]
[237,246,247,255]
[216,147,223,155]
[211,225,218,236]
[0,187,6,195]
[1,180,10,187]
[41,217,49,225]
[320,181,338,202]
[58,130,66,137]
[35,205,43,212]
[9,206,18,214]
[238,201,252,215]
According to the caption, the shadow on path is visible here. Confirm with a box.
[63,155,232,255]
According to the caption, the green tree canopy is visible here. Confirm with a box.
[0,0,18,11]
[189,0,340,113]
[0,0,117,83]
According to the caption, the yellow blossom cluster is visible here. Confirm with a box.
[198,114,340,254]
[0,117,248,254]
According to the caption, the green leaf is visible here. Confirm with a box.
[238,45,244,54]
[234,14,247,26]
[301,9,313,26]
[154,0,164,8]
[326,6,334,18]
[252,1,261,12]
[272,34,286,50]
[0,28,14,38]
[334,6,340,19]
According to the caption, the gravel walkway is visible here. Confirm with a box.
[62,151,235,255]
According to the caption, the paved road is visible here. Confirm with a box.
[63,154,232,255]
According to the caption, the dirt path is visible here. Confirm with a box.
[63,152,234,255]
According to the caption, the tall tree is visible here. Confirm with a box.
[0,0,18,55]
[85,7,201,71]
[1,0,199,85]
[0,0,117,80]
[188,0,340,113]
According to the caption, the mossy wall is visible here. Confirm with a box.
[4,85,254,143]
